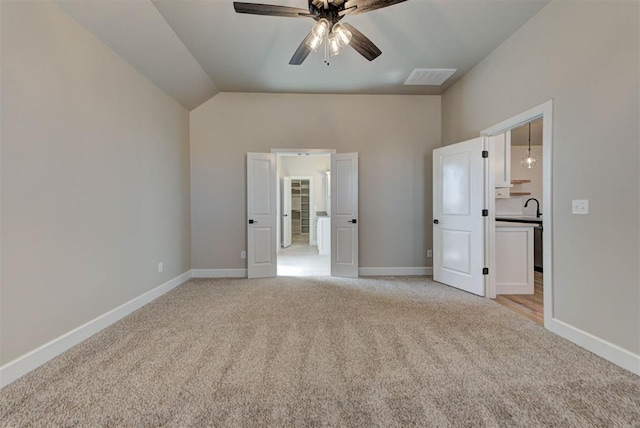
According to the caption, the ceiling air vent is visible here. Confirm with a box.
[404,68,457,86]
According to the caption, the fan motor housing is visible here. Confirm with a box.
[309,1,345,24]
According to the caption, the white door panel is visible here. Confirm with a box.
[441,230,472,274]
[283,176,292,248]
[331,153,358,277]
[335,227,354,264]
[247,153,277,278]
[433,138,486,296]
[253,228,273,264]
[442,152,471,215]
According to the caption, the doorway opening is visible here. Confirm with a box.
[276,152,331,276]
[492,117,544,324]
[482,100,553,329]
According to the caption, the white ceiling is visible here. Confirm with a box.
[55,0,550,110]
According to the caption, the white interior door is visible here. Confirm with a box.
[331,153,358,277]
[283,177,292,248]
[433,138,486,296]
[247,153,277,278]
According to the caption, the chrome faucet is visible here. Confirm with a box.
[524,198,542,218]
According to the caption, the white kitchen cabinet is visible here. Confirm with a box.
[492,131,511,188]
[495,187,510,198]
[495,222,534,294]
[316,216,330,255]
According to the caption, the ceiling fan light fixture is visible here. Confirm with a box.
[306,18,329,52]
[312,18,329,37]
[332,23,352,46]
[307,34,324,52]
[328,33,343,56]
[235,0,405,65]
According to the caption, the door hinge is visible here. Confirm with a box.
[482,150,489,158]
[483,267,489,275]
[482,209,489,217]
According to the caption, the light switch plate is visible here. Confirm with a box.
[572,199,589,214]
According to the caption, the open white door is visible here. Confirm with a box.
[433,138,486,296]
[282,176,292,248]
[247,153,277,278]
[331,153,358,277]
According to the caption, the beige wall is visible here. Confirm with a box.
[190,93,440,270]
[442,1,639,353]
[1,1,191,364]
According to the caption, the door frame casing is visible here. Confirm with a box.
[481,100,553,329]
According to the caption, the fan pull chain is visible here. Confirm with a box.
[323,32,330,66]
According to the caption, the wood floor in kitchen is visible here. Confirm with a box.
[493,272,543,325]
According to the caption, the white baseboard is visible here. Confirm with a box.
[547,318,640,375]
[0,270,192,389]
[359,267,433,276]
[191,268,432,278]
[191,269,247,278]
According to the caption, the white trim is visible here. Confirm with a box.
[271,148,336,155]
[359,267,433,276]
[547,318,640,375]
[191,269,247,278]
[484,136,494,298]
[0,270,192,388]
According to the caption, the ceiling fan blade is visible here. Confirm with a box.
[340,0,407,16]
[289,32,313,65]
[342,23,381,61]
[233,2,313,17]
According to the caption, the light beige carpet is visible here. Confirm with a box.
[1,276,638,426]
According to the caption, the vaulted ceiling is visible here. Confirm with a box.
[55,0,549,110]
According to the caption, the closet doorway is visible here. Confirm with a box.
[283,177,312,247]
[277,153,331,276]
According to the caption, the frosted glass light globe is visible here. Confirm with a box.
[521,151,539,169]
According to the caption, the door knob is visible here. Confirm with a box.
[249,219,258,224]
[349,219,357,224]
[283,214,288,217]
[433,219,439,224]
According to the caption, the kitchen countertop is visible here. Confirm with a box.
[495,216,542,226]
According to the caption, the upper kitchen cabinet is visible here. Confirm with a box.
[492,131,511,188]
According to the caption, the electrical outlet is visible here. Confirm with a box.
[158,262,163,273]
[241,251,246,259]
[572,199,589,215]
[427,250,433,258]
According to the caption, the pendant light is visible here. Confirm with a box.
[520,122,538,169]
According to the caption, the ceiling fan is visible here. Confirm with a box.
[233,0,407,65]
